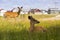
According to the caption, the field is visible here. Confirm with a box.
[0,14,60,40]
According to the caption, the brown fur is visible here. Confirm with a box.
[28,16,47,32]
[4,7,23,18]
[33,26,47,32]
[4,12,18,18]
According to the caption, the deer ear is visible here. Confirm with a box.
[18,7,19,8]
[28,16,32,19]
[21,7,23,8]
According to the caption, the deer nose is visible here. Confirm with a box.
[38,21,40,23]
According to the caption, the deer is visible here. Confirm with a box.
[4,7,23,18]
[28,16,47,32]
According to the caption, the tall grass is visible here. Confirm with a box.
[0,14,60,40]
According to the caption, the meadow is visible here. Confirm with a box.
[0,14,60,40]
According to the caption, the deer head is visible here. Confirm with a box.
[28,16,40,24]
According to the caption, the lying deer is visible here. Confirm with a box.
[4,7,23,18]
[28,16,47,32]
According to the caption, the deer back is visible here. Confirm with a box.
[4,12,18,18]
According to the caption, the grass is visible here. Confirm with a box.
[0,14,60,40]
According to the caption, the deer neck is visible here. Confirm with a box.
[30,21,35,31]
[17,8,22,16]
[17,9,20,16]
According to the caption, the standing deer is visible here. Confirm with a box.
[4,7,23,18]
[28,16,47,32]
